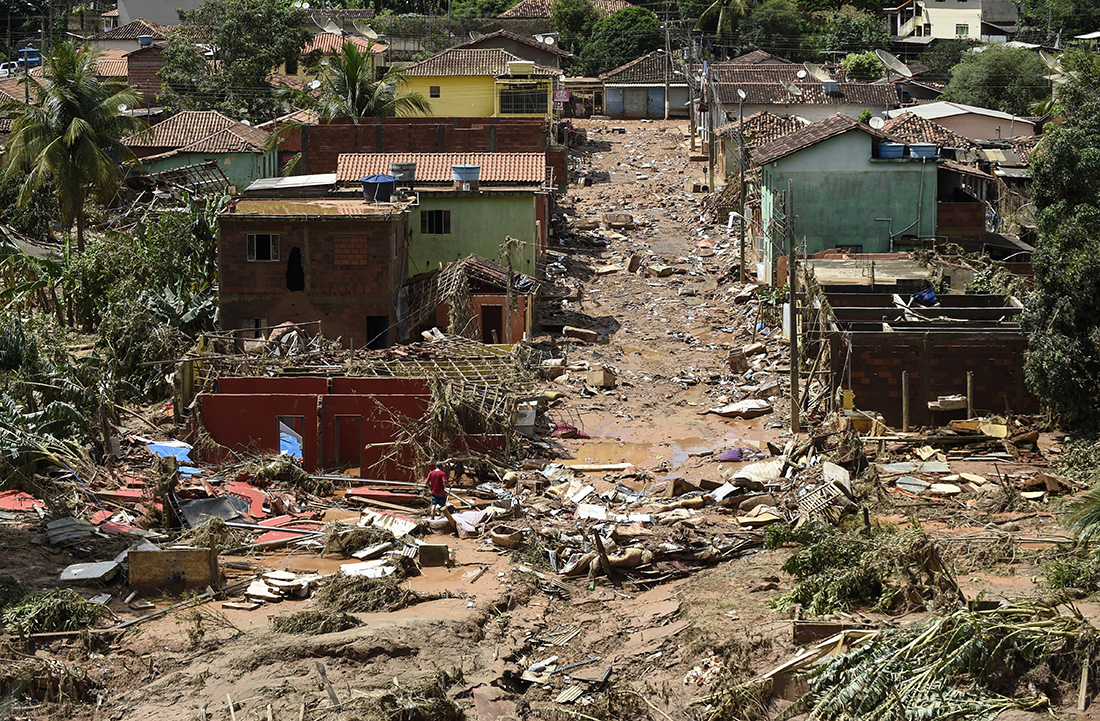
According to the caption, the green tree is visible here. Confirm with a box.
[2,42,145,252]
[310,41,431,121]
[158,0,311,121]
[1015,0,1100,43]
[916,39,977,84]
[811,9,890,55]
[841,50,884,81]
[579,6,662,75]
[551,0,600,54]
[450,0,516,17]
[739,0,803,59]
[942,45,1049,117]
[1021,53,1100,431]
[695,0,753,54]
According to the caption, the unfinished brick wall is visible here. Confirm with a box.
[126,44,163,106]
[218,213,408,347]
[300,117,551,174]
[828,331,1038,427]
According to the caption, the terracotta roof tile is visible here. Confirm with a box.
[336,152,547,184]
[940,158,994,180]
[96,58,128,77]
[719,81,898,107]
[881,112,976,149]
[1010,135,1039,164]
[90,18,172,41]
[715,111,810,147]
[452,28,572,58]
[128,110,266,154]
[402,48,559,77]
[102,8,118,16]
[0,77,26,103]
[498,0,632,17]
[302,32,385,55]
[600,51,685,85]
[750,113,900,166]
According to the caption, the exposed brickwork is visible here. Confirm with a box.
[218,212,408,347]
[828,331,1038,427]
[301,117,551,175]
[126,44,164,106]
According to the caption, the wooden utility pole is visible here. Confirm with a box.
[738,92,746,283]
[663,24,671,120]
[706,65,715,191]
[787,179,800,434]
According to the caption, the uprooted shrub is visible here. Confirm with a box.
[270,610,363,635]
[238,456,331,496]
[770,526,961,615]
[0,657,101,704]
[796,602,1100,721]
[322,524,394,557]
[343,672,463,721]
[3,588,105,635]
[1046,551,1100,595]
[314,575,448,614]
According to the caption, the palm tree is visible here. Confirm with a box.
[696,0,754,55]
[2,42,147,252]
[312,40,432,122]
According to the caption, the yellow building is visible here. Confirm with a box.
[400,48,560,119]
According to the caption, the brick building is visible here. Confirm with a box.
[125,42,166,107]
[218,198,411,349]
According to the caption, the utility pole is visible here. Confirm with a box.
[663,24,671,120]
[706,64,714,191]
[738,89,746,283]
[787,178,800,434]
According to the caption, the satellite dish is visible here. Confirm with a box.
[803,62,833,83]
[353,21,379,39]
[301,2,309,8]
[796,69,807,79]
[308,79,321,90]
[737,88,746,100]
[118,103,128,112]
[782,79,803,97]
[320,19,342,34]
[469,30,484,41]
[869,116,885,129]
[241,120,251,126]
[544,36,555,45]
[875,49,913,78]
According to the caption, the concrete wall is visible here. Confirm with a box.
[300,117,551,174]
[218,212,408,348]
[196,376,504,476]
[409,193,546,277]
[118,0,200,25]
[924,6,982,39]
[760,132,938,257]
[934,114,1037,140]
[403,76,497,118]
[605,86,690,119]
[828,330,1038,427]
[140,149,278,192]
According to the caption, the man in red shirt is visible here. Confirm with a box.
[425,461,447,516]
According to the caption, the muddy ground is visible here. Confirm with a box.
[4,119,1097,721]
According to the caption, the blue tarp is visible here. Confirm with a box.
[147,441,193,463]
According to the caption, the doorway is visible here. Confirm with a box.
[334,415,362,468]
[480,304,504,344]
[286,247,304,291]
[366,315,389,350]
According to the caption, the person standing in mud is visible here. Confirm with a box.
[425,461,447,516]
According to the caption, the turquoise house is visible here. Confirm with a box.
[752,114,942,265]
[127,110,277,192]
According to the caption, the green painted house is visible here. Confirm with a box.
[335,152,551,277]
[126,110,278,192]
[752,114,976,272]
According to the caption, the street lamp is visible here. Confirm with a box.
[737,87,746,284]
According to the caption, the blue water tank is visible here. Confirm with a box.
[878,142,904,159]
[910,142,938,158]
[360,174,395,202]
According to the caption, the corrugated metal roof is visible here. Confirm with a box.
[336,152,547,184]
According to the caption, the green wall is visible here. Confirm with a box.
[760,131,938,257]
[142,148,279,192]
[408,194,539,277]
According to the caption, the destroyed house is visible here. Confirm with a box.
[217,198,410,350]
[814,290,1038,427]
[196,376,506,477]
[403,255,541,344]
[334,152,550,277]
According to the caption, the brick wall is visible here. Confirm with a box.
[936,201,985,234]
[828,331,1038,427]
[218,212,408,346]
[300,117,551,174]
[126,45,163,106]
